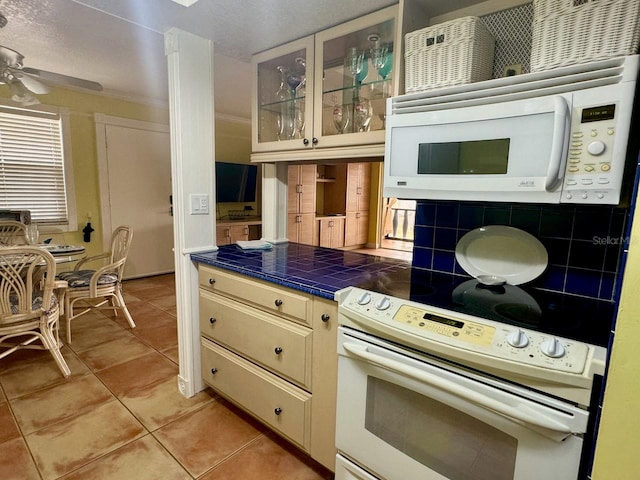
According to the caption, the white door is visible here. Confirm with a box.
[96,115,173,278]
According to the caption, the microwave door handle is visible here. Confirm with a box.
[545,96,571,191]
[343,342,573,438]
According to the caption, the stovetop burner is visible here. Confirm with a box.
[355,267,614,347]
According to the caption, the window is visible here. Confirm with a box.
[0,104,76,229]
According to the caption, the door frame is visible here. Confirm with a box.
[95,114,171,250]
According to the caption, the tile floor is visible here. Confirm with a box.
[0,274,334,480]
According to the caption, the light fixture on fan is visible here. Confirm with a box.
[2,69,39,105]
[0,45,103,105]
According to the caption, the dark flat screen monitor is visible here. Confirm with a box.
[215,162,258,203]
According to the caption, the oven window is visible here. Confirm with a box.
[365,377,517,480]
[417,139,510,174]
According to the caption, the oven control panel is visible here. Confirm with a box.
[340,288,594,375]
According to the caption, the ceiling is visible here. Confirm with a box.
[0,0,481,113]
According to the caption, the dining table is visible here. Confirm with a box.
[38,244,86,264]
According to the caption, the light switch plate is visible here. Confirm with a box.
[190,194,209,215]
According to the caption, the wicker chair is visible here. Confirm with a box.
[0,220,27,246]
[0,246,70,377]
[57,226,135,343]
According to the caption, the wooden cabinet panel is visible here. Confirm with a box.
[216,223,257,245]
[288,212,317,245]
[345,211,369,247]
[200,291,312,388]
[344,162,371,247]
[345,162,371,213]
[318,217,345,248]
[201,337,311,449]
[199,265,312,325]
[288,165,317,245]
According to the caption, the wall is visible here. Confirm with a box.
[1,83,253,258]
[0,86,169,258]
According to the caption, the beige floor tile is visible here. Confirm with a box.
[65,312,131,352]
[161,345,180,365]
[154,400,265,478]
[200,433,332,480]
[133,321,178,351]
[120,376,215,431]
[77,334,156,371]
[126,304,176,329]
[11,374,113,434]
[96,351,178,397]
[121,300,166,319]
[0,348,88,399]
[122,277,167,292]
[26,399,146,480]
[0,437,41,480]
[0,401,20,444]
[149,293,177,312]
[129,285,176,302]
[59,434,191,480]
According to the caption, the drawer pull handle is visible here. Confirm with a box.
[274,407,282,415]
[321,313,330,322]
[210,368,218,374]
[209,317,217,324]
[208,278,215,285]
[274,346,283,355]
[274,299,283,307]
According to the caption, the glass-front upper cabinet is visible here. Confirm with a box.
[252,5,398,155]
[314,5,398,149]
[253,36,315,153]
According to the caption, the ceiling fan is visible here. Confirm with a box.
[0,45,103,105]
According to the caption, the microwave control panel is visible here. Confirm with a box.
[563,103,619,203]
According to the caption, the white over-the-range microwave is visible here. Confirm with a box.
[384,55,639,205]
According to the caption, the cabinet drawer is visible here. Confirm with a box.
[200,291,312,388]
[201,337,311,450]
[199,265,312,325]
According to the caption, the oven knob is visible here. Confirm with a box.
[356,292,372,305]
[375,296,391,311]
[540,338,566,358]
[587,140,606,156]
[506,329,529,348]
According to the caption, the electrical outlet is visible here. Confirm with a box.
[189,194,209,215]
[503,64,523,77]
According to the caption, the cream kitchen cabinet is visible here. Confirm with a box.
[251,5,400,162]
[198,265,338,471]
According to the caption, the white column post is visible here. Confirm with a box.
[260,162,289,244]
[165,28,216,397]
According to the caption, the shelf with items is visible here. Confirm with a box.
[252,5,399,160]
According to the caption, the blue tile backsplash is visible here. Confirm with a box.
[413,200,628,301]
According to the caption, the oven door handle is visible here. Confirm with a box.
[343,342,573,437]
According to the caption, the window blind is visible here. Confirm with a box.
[0,107,68,225]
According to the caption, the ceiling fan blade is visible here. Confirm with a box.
[13,71,50,94]
[22,67,103,92]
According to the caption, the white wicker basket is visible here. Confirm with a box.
[531,0,640,72]
[404,16,495,93]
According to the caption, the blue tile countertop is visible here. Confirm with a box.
[191,243,410,300]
